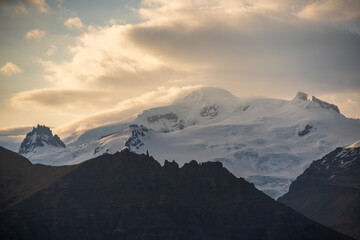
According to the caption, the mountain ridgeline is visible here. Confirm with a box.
[278,145,360,239]
[13,88,360,199]
[0,147,352,240]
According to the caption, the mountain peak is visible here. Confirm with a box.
[19,125,66,154]
[291,91,309,104]
[311,96,340,114]
[296,91,308,101]
[291,92,340,114]
[174,87,239,107]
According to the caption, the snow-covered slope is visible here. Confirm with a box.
[134,87,240,132]
[19,125,66,154]
[9,88,360,198]
[18,125,73,165]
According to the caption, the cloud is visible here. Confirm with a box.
[25,28,46,40]
[39,24,167,91]
[26,0,50,13]
[0,126,33,136]
[0,62,23,76]
[1,2,27,14]
[10,88,115,110]
[64,17,84,30]
[0,0,50,13]
[128,1,360,94]
[105,18,126,25]
[46,44,58,56]
[10,0,360,122]
[298,0,360,22]
[7,85,202,138]
[55,85,202,137]
[36,1,360,96]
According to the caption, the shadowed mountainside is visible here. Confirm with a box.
[279,147,360,239]
[0,147,353,240]
[0,146,75,211]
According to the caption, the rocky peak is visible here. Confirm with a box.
[19,125,66,154]
[296,92,308,101]
[124,124,149,150]
[311,96,340,114]
[291,91,309,104]
[292,92,340,114]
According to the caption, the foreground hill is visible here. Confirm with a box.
[278,143,360,239]
[0,146,75,211]
[0,147,352,240]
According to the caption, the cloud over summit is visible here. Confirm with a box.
[5,0,360,122]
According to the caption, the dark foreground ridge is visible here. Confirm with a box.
[0,147,352,240]
[0,146,75,211]
[279,147,360,239]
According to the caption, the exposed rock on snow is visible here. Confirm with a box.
[8,88,360,198]
[311,96,340,113]
[298,124,313,136]
[19,125,65,154]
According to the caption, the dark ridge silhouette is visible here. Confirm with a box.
[0,147,352,240]
[0,146,75,211]
[279,147,360,239]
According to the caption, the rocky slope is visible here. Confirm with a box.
[278,143,360,239]
[19,125,66,154]
[0,147,352,240]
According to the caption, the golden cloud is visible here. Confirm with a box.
[0,62,23,76]
[25,28,46,40]
[298,0,360,22]
[64,17,84,30]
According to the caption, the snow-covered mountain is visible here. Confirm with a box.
[19,125,66,154]
[11,87,360,198]
[18,125,72,165]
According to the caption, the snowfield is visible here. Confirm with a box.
[2,87,360,199]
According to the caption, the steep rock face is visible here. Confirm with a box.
[278,145,360,239]
[124,124,149,150]
[0,149,351,240]
[311,96,340,113]
[291,91,340,114]
[19,125,66,154]
[298,124,313,136]
[291,91,308,103]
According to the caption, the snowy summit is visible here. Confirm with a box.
[19,125,66,154]
[12,87,360,198]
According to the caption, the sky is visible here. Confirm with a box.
[0,0,360,131]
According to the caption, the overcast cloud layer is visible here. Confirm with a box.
[1,0,360,129]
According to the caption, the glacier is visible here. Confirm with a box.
[2,87,360,199]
